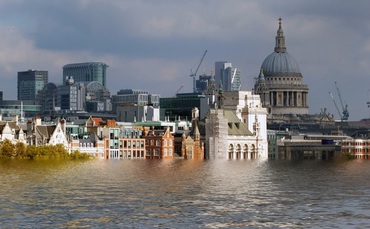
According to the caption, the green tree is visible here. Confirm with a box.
[0,139,15,158]
[15,142,27,159]
[26,145,39,159]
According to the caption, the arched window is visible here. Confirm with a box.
[228,144,234,159]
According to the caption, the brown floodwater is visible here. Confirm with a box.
[0,158,369,228]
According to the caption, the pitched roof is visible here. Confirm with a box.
[36,125,56,138]
[223,110,253,136]
[91,117,104,126]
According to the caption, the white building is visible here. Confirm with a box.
[116,105,160,122]
[205,91,268,159]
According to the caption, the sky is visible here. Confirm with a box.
[0,0,370,121]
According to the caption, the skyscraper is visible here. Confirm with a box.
[214,61,241,92]
[17,69,48,101]
[63,62,108,87]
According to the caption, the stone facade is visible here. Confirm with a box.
[254,18,309,117]
[205,91,268,159]
[181,108,204,160]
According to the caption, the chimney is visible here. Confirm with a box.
[35,116,42,126]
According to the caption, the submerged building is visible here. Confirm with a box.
[205,91,268,159]
[254,18,309,117]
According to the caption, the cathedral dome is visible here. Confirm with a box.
[261,52,300,75]
[260,17,301,76]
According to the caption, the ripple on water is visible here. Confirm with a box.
[0,158,370,228]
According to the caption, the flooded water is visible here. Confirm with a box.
[0,158,370,228]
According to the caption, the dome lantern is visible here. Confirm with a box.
[274,17,286,53]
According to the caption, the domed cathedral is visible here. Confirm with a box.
[254,18,309,119]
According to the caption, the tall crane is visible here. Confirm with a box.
[329,82,349,121]
[329,92,342,121]
[174,85,183,96]
[190,50,207,93]
[335,82,349,121]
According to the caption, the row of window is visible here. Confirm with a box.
[267,77,300,81]
[109,150,145,159]
[343,141,370,146]
[145,148,173,156]
[145,139,173,147]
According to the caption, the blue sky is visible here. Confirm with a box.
[0,0,370,120]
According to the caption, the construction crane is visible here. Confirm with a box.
[190,50,207,93]
[335,82,349,120]
[329,82,349,121]
[329,92,342,121]
[174,85,183,96]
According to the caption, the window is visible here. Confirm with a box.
[156,140,161,146]
[154,149,160,156]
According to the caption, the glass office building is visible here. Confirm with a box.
[63,62,108,87]
[17,70,48,101]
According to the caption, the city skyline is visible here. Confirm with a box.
[0,1,369,120]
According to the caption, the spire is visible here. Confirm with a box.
[274,17,286,53]
[193,121,200,141]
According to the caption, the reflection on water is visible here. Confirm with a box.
[0,158,370,228]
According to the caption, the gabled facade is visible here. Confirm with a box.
[205,91,268,159]
[144,127,174,159]
[181,108,204,159]
[0,116,26,144]
[26,117,69,148]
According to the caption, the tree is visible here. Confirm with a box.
[0,139,15,158]
[15,142,27,159]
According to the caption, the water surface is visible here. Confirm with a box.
[0,158,369,228]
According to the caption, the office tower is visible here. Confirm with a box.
[214,61,241,92]
[63,62,108,87]
[17,69,48,101]
[57,76,86,112]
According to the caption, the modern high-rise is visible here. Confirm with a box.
[63,62,108,87]
[57,76,86,112]
[17,70,48,101]
[214,61,241,92]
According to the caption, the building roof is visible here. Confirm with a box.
[36,125,56,138]
[223,110,253,136]
[63,62,108,68]
[261,52,300,75]
[261,18,301,76]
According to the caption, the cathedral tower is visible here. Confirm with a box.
[254,18,309,117]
